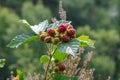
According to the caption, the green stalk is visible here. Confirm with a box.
[44,44,57,80]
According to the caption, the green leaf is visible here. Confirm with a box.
[53,50,67,62]
[40,55,50,63]
[17,69,24,80]
[52,74,79,80]
[31,20,49,34]
[49,20,71,29]
[19,20,49,34]
[78,35,89,40]
[19,19,31,28]
[77,35,95,48]
[0,59,6,68]
[80,42,88,47]
[58,39,80,56]
[7,34,39,48]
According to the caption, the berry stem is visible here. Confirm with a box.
[45,43,51,55]
[44,44,57,80]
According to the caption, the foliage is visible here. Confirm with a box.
[53,50,67,62]
[7,18,95,80]
[77,25,120,79]
[43,0,117,29]
[58,39,80,56]
[17,69,24,80]
[90,54,115,79]
[7,34,39,48]
[0,7,20,39]
[77,35,95,48]
[10,44,44,74]
[40,55,50,63]
[22,1,52,25]
[77,25,120,54]
[0,7,24,80]
[0,59,6,68]
[0,0,120,80]
[53,74,79,80]
[0,6,48,79]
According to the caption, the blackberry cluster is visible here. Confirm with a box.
[39,23,76,44]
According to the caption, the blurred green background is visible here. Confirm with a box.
[0,0,120,80]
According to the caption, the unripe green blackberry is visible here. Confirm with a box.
[40,34,46,41]
[55,32,60,38]
[39,31,43,35]
[53,37,60,44]
[44,36,52,43]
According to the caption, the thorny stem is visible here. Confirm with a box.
[44,44,57,80]
[74,48,84,76]
[45,43,51,55]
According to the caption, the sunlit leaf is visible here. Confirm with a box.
[31,20,48,34]
[53,50,67,62]
[78,35,89,40]
[19,20,49,34]
[19,19,31,28]
[0,59,6,68]
[77,35,95,48]
[58,39,80,56]
[7,34,39,48]
[49,20,71,29]
[17,69,24,80]
[40,55,50,63]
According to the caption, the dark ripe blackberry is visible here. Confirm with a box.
[58,63,66,71]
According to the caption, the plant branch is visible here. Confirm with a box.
[44,45,57,80]
[45,43,51,55]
